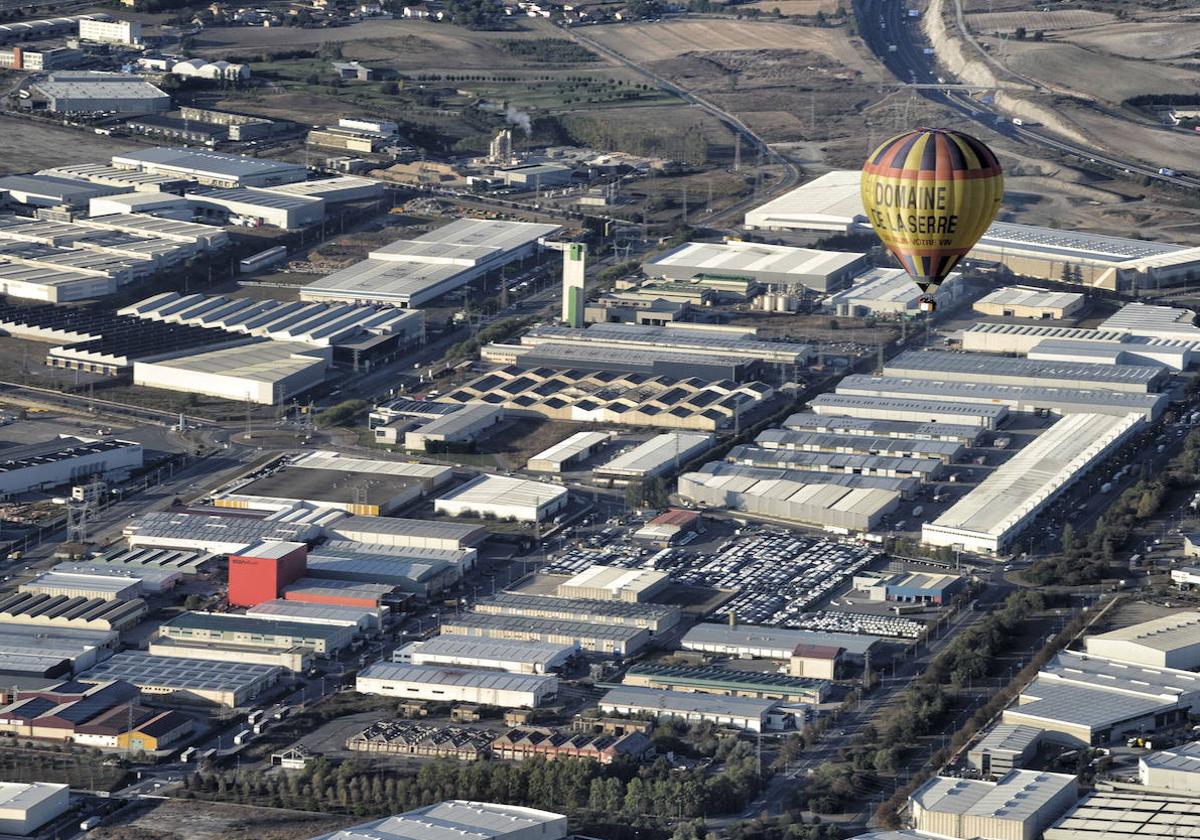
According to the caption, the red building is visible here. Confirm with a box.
[228,540,308,607]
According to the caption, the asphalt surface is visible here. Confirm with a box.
[853,0,1200,190]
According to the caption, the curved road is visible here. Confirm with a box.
[853,0,1200,191]
[559,23,803,223]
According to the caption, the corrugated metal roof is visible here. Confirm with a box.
[359,662,556,692]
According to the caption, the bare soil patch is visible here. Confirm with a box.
[1060,21,1200,60]
[0,115,140,175]
[92,799,354,840]
[966,8,1114,32]
[993,38,1198,102]
[587,19,875,75]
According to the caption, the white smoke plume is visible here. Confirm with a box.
[504,105,532,134]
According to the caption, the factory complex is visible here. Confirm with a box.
[744,169,1200,290]
[301,218,562,308]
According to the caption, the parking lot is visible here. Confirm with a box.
[657,532,879,625]
[782,609,925,639]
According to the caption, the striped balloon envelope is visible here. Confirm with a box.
[860,128,1003,310]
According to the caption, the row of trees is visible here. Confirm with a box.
[181,747,763,824]
[314,399,369,428]
[796,590,1046,816]
[1028,426,1200,585]
[502,38,599,63]
[446,315,539,362]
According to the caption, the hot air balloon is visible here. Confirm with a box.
[861,128,1003,312]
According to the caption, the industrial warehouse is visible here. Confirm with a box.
[743,169,1200,290]
[678,463,902,532]
[593,433,714,484]
[217,453,452,516]
[0,212,227,302]
[643,240,868,293]
[301,218,562,308]
[356,662,559,707]
[783,413,983,445]
[832,375,1165,420]
[395,635,577,674]
[441,367,770,431]
[807,392,1010,429]
[922,412,1143,553]
[439,613,650,656]
[598,686,785,732]
[495,322,811,375]
[960,322,1199,371]
[827,268,964,317]
[472,591,679,632]
[526,431,611,473]
[79,651,282,707]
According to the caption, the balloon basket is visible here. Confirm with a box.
[918,296,937,313]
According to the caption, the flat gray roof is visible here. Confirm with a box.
[1045,792,1200,840]
[327,516,486,541]
[912,770,1076,821]
[647,241,863,280]
[186,187,322,210]
[441,613,646,641]
[979,221,1187,262]
[835,375,1167,416]
[758,428,964,458]
[79,650,281,690]
[478,592,677,620]
[601,685,777,717]
[1009,677,1178,730]
[972,723,1044,756]
[359,662,555,692]
[681,622,878,656]
[728,444,943,476]
[112,147,305,179]
[1085,611,1200,653]
[885,349,1163,389]
[401,634,576,665]
[308,801,567,840]
[1141,741,1200,774]
[809,392,1009,419]
[162,611,348,641]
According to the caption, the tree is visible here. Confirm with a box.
[1061,522,1077,559]
[624,480,645,509]
[1013,25,1026,39]
[314,399,368,428]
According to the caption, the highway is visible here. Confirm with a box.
[852,0,1200,191]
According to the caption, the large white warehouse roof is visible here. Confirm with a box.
[923,412,1141,553]
[744,170,865,233]
[307,801,569,840]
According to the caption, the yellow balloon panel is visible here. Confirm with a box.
[860,128,1003,290]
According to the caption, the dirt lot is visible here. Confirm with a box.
[965,8,1114,32]
[739,0,841,13]
[587,19,876,75]
[196,18,550,59]
[91,799,355,840]
[1060,20,1200,60]
[0,115,140,175]
[993,38,1198,102]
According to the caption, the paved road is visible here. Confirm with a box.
[853,0,1200,190]
[559,23,803,224]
